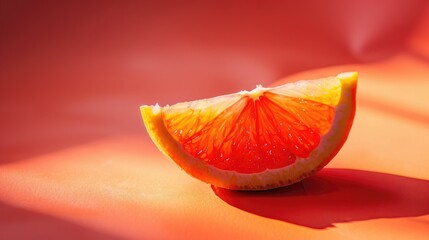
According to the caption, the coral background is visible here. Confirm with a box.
[1,1,429,239]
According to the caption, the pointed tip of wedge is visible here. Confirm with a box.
[140,103,161,115]
[337,72,358,82]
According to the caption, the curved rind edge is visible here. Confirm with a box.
[140,72,357,190]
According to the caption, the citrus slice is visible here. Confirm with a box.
[141,72,357,190]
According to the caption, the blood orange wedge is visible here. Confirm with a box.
[141,72,357,190]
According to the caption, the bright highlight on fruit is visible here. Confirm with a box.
[141,72,357,190]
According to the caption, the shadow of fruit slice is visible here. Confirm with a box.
[212,168,429,229]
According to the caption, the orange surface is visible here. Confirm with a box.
[1,1,429,239]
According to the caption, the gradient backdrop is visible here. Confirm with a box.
[1,1,429,239]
